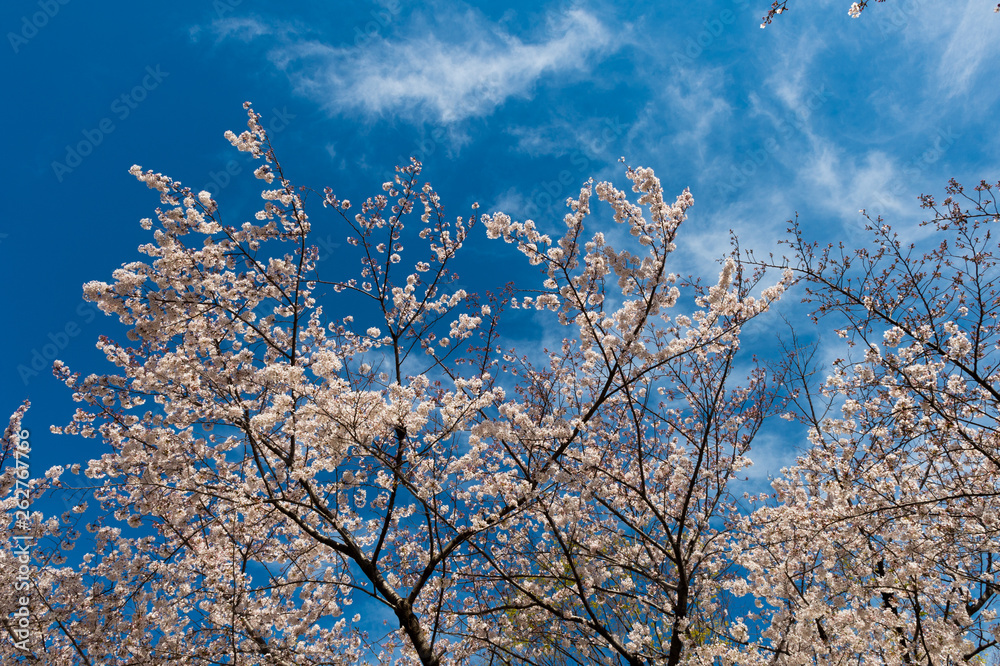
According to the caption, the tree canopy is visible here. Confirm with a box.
[3,4,999,666]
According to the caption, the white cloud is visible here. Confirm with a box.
[489,186,532,218]
[207,16,281,42]
[255,7,613,124]
[936,2,1000,99]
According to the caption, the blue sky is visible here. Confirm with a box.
[2,0,999,482]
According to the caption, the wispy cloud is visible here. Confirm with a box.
[208,16,274,42]
[215,7,615,125]
[936,2,1000,99]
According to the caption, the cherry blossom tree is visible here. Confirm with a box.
[0,104,791,665]
[745,180,1000,664]
[458,252,789,665]
[5,101,998,666]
